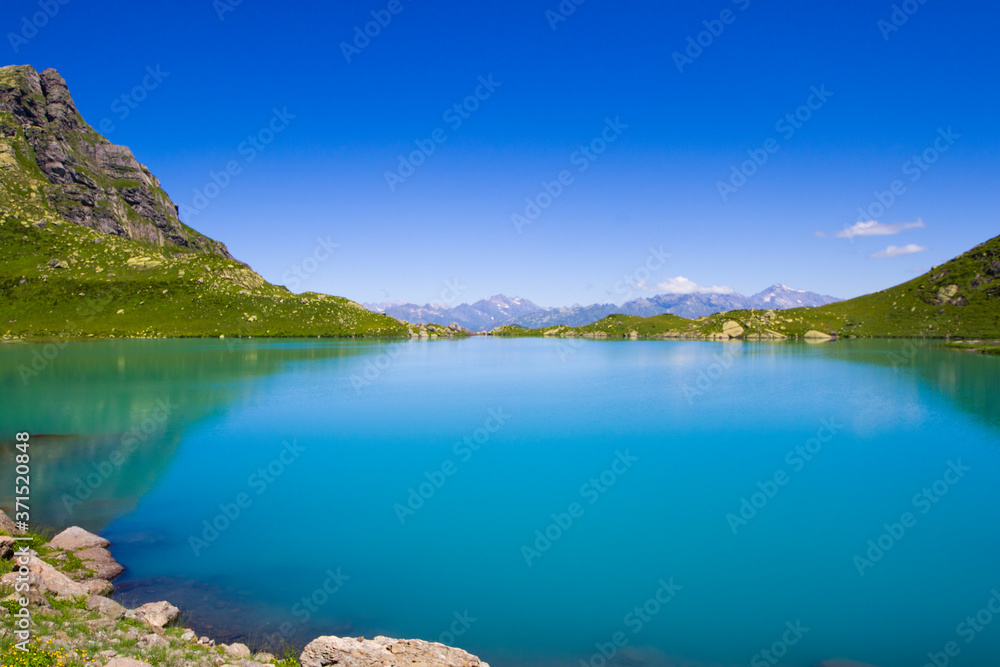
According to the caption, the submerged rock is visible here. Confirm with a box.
[300,635,489,667]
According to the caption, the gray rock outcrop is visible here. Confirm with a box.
[49,526,110,550]
[0,64,235,259]
[47,526,124,581]
[133,600,180,628]
[0,552,89,597]
[0,508,24,534]
[300,635,489,667]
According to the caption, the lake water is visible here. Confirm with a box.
[2,337,999,667]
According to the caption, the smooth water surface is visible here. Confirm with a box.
[2,337,999,667]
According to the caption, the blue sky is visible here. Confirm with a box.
[6,0,999,306]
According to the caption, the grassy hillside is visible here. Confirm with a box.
[0,211,409,339]
[0,64,434,340]
[494,234,1000,341]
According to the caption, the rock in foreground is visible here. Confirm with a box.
[0,552,89,598]
[48,526,110,550]
[300,635,489,667]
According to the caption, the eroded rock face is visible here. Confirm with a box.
[300,635,490,667]
[0,64,235,260]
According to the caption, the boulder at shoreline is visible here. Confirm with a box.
[300,635,490,667]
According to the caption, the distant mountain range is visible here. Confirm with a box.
[365,285,842,332]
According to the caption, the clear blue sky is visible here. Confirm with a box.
[7,0,999,306]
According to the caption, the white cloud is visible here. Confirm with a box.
[869,244,929,259]
[835,219,926,239]
[655,276,735,294]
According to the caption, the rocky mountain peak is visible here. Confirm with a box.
[0,64,235,260]
[39,67,80,131]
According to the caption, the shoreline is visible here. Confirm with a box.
[0,512,490,667]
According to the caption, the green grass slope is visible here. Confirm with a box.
[0,65,424,340]
[0,212,409,339]
[801,234,1000,337]
[494,234,1000,341]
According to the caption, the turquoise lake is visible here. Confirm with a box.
[2,337,999,667]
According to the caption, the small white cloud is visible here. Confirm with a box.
[869,244,929,259]
[655,276,735,294]
[835,219,926,239]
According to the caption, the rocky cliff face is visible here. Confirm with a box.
[0,64,234,259]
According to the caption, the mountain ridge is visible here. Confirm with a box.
[365,285,841,332]
[492,234,1000,341]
